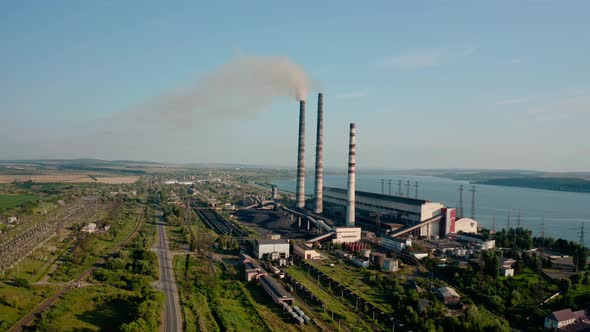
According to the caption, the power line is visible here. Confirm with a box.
[458,185,464,219]
[469,185,476,220]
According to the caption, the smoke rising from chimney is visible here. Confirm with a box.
[131,55,312,127]
[30,55,313,161]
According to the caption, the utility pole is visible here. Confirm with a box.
[469,185,476,220]
[388,180,392,196]
[492,216,496,233]
[458,185,464,219]
[580,222,585,248]
[406,180,410,197]
[381,179,385,195]
[370,212,383,231]
[414,181,418,199]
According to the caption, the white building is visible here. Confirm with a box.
[453,218,478,234]
[81,222,97,234]
[452,233,495,250]
[333,227,361,244]
[544,309,578,330]
[254,239,290,260]
[293,244,320,260]
[380,236,412,252]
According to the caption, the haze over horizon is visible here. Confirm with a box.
[2,2,590,172]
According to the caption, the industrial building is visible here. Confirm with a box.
[259,275,294,305]
[380,236,412,252]
[436,287,461,305]
[453,218,478,233]
[333,227,361,244]
[254,239,290,260]
[323,187,447,237]
[293,243,320,260]
[450,232,495,250]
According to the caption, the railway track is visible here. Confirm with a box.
[195,208,248,237]
[295,258,405,331]
[8,204,147,332]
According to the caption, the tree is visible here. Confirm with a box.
[484,251,499,279]
[573,246,587,271]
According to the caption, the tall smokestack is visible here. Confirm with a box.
[296,100,306,208]
[313,93,324,214]
[346,123,356,227]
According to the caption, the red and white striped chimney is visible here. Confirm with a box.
[313,93,324,214]
[346,123,356,227]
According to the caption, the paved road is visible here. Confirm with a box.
[155,209,182,332]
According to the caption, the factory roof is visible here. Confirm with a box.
[244,261,261,270]
[259,276,292,299]
[324,187,428,205]
[256,239,289,245]
[436,287,460,298]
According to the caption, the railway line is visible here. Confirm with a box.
[194,208,248,237]
[294,257,405,331]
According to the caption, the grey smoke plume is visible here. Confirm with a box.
[47,55,313,160]
[124,55,312,128]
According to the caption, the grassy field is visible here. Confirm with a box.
[174,255,220,332]
[306,259,393,313]
[0,283,59,330]
[284,266,372,331]
[0,194,37,210]
[50,201,142,282]
[32,286,136,331]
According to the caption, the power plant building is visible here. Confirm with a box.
[323,187,447,237]
[333,227,361,244]
[254,239,290,260]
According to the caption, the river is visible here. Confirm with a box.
[272,173,590,245]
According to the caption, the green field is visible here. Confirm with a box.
[284,267,372,331]
[0,194,37,210]
[34,286,136,331]
[0,283,59,330]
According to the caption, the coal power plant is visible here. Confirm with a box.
[276,93,467,242]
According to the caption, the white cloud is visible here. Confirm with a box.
[380,49,443,69]
[335,91,368,99]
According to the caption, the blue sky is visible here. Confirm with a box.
[1,1,589,171]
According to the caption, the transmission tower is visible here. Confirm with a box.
[469,185,476,219]
[388,180,392,195]
[580,222,585,248]
[380,179,385,194]
[458,185,464,219]
[517,210,521,228]
[507,210,511,230]
[398,180,402,196]
[406,180,410,197]
[414,181,419,199]
[492,216,496,233]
